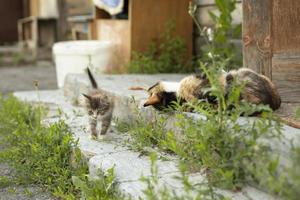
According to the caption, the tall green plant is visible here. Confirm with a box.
[191,0,242,70]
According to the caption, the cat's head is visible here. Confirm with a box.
[82,93,110,118]
[129,82,179,109]
[144,82,180,107]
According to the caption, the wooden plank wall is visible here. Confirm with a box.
[130,0,193,57]
[272,0,300,54]
[272,54,300,102]
[272,0,300,102]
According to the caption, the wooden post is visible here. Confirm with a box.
[57,0,68,41]
[242,0,273,79]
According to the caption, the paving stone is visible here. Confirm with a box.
[88,152,179,183]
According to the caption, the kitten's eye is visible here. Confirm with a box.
[97,110,102,114]
[88,110,93,115]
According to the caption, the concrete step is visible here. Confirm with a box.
[14,89,277,199]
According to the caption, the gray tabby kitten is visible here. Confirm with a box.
[82,68,114,139]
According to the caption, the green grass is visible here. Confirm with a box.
[0,95,124,199]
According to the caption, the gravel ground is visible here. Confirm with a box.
[0,164,53,200]
[0,61,57,95]
[0,62,57,199]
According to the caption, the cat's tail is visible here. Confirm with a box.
[86,68,98,89]
[128,86,148,91]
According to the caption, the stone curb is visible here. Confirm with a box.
[13,86,285,199]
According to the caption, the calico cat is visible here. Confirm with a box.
[82,68,114,139]
[132,68,281,111]
[129,75,218,110]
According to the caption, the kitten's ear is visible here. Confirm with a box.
[144,94,161,107]
[82,93,91,100]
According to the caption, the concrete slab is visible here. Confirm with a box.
[13,88,280,200]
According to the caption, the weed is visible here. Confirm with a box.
[24,188,34,197]
[116,111,169,152]
[280,144,300,200]
[0,95,128,199]
[127,20,193,74]
[72,167,125,200]
[296,107,300,119]
[0,95,88,198]
[0,176,14,189]
[7,187,16,194]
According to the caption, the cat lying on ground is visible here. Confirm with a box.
[130,68,281,111]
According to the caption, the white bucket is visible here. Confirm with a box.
[53,40,113,88]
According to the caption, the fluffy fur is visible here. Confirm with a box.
[225,68,281,110]
[82,68,114,138]
[137,68,281,111]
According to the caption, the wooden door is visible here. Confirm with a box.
[0,0,24,43]
[243,0,300,102]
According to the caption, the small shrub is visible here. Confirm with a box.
[127,21,193,74]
